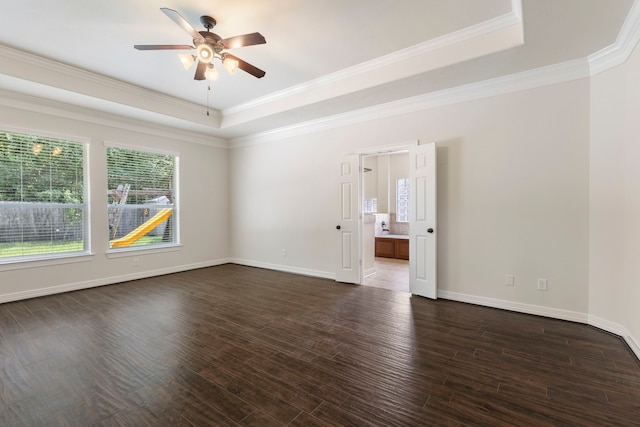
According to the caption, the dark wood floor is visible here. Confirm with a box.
[0,264,639,426]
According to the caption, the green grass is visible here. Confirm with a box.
[128,235,164,246]
[0,240,84,257]
[0,235,166,257]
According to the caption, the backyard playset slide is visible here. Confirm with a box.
[109,207,173,248]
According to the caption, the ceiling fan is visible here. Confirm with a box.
[134,8,266,81]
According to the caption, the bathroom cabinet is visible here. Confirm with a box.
[375,236,409,260]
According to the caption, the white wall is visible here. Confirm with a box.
[589,42,640,354]
[230,78,591,317]
[0,44,636,359]
[0,104,230,301]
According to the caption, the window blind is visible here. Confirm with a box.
[0,130,87,261]
[106,146,177,249]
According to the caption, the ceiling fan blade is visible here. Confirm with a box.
[194,61,207,80]
[134,45,194,50]
[160,7,204,42]
[224,54,266,78]
[219,33,266,49]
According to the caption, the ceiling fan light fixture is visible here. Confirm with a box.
[223,56,239,74]
[178,54,196,70]
[205,64,219,80]
[196,43,214,63]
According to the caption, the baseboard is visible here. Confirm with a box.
[364,267,376,278]
[228,258,336,280]
[4,257,637,363]
[438,289,639,362]
[437,289,589,323]
[0,258,230,304]
[588,314,640,362]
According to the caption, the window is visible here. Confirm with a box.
[0,130,87,262]
[396,178,409,222]
[364,198,377,213]
[107,145,177,250]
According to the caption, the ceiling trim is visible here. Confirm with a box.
[221,5,523,128]
[589,0,640,75]
[230,57,591,148]
[0,88,229,148]
[0,44,222,125]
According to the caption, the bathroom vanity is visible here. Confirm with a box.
[375,235,409,260]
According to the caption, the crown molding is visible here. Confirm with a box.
[0,87,229,149]
[231,58,589,148]
[589,0,640,75]
[223,7,523,118]
[0,44,222,123]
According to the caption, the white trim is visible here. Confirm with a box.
[626,334,640,361]
[0,122,91,145]
[0,88,229,149]
[0,259,230,304]
[0,44,222,119]
[352,140,416,155]
[438,289,639,362]
[588,314,640,361]
[589,0,640,75]
[106,244,182,258]
[0,253,94,272]
[437,289,589,323]
[192,258,640,364]
[231,58,590,147]
[224,9,523,117]
[511,0,523,21]
[104,140,180,157]
[228,258,336,280]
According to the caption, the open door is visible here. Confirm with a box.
[336,155,361,284]
[409,143,437,298]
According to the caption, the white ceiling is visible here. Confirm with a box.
[0,0,634,141]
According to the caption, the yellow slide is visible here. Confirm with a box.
[109,208,173,248]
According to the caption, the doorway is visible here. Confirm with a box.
[336,143,436,298]
[361,151,410,293]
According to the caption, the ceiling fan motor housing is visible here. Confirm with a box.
[200,15,216,30]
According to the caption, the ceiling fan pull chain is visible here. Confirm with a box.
[206,84,210,116]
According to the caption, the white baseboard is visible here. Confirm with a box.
[3,257,638,364]
[437,289,589,323]
[228,258,336,280]
[364,267,376,278]
[0,258,230,304]
[438,289,640,362]
[588,314,640,362]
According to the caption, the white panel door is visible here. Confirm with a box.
[409,143,437,299]
[336,155,361,284]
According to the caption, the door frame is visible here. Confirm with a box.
[354,141,417,284]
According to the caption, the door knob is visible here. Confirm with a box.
[336,225,341,230]
[427,228,434,233]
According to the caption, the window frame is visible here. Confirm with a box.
[0,126,91,268]
[104,141,180,254]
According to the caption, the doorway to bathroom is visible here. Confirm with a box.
[336,142,436,298]
[361,151,410,293]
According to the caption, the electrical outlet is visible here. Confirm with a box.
[505,275,514,286]
[537,278,548,291]
[133,257,140,267]
[281,248,287,257]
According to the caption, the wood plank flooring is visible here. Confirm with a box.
[0,264,639,426]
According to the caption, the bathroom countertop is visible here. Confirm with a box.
[376,234,409,239]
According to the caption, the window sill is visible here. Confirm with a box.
[0,252,94,272]
[106,243,182,258]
